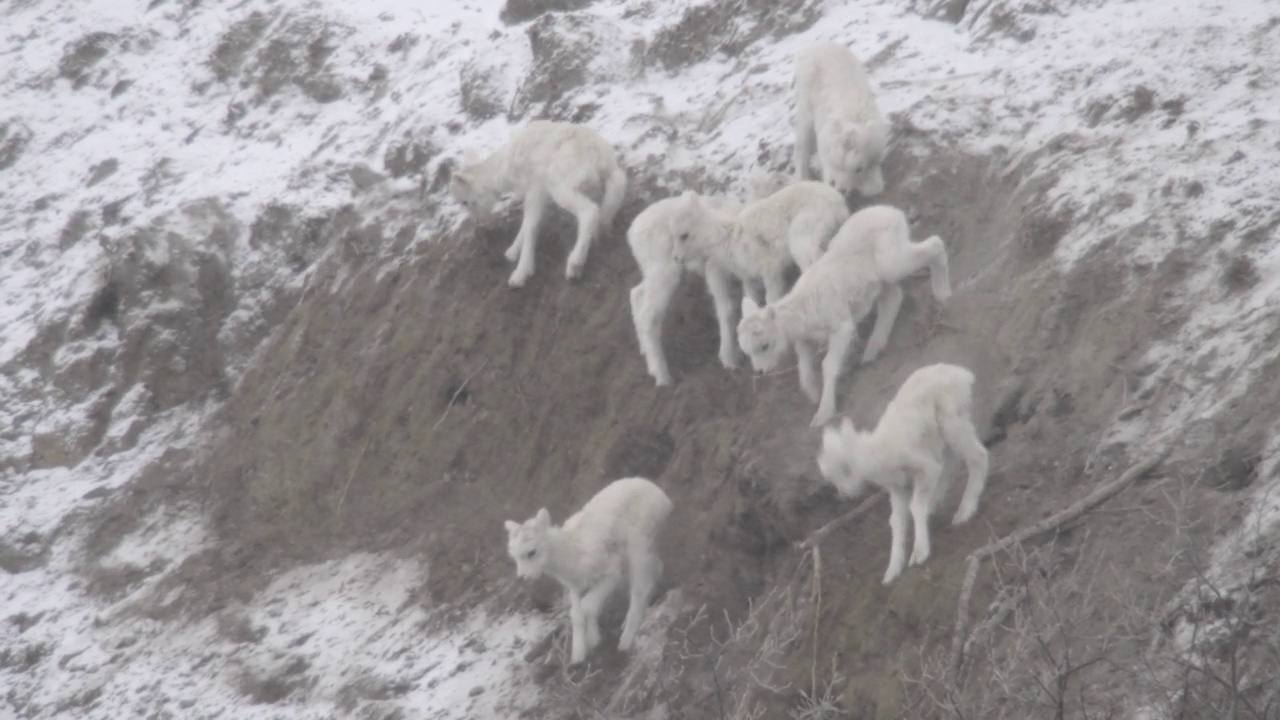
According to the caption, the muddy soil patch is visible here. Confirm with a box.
[182,136,1199,717]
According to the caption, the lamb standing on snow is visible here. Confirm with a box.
[450,121,627,288]
[793,41,891,197]
[737,205,951,427]
[816,363,989,585]
[504,477,673,664]
[669,181,850,305]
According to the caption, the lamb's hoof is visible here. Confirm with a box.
[504,245,522,263]
[654,375,673,387]
[952,509,975,526]
[719,354,738,371]
[565,257,585,280]
[508,269,531,288]
[810,409,834,428]
[882,569,900,585]
[908,551,929,567]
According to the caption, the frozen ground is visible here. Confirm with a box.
[2,0,1278,716]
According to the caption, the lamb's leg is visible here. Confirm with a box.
[762,270,788,306]
[568,588,588,664]
[884,488,911,585]
[632,265,681,386]
[705,265,739,370]
[619,540,658,651]
[580,574,619,654]
[908,461,943,567]
[943,410,990,525]
[794,109,816,181]
[549,185,601,280]
[881,235,951,301]
[794,339,820,403]
[811,322,856,428]
[509,188,548,287]
[861,283,902,364]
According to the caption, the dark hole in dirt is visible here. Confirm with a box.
[603,428,676,481]
[84,280,121,329]
[1200,449,1257,493]
[1048,389,1074,419]
[1018,205,1073,261]
[442,381,470,407]
[986,384,1028,447]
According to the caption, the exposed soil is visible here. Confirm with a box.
[71,117,1258,717]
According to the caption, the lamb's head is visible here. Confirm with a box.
[503,508,553,580]
[817,418,872,498]
[747,167,791,202]
[668,190,711,265]
[737,296,787,372]
[820,118,889,197]
[449,151,497,220]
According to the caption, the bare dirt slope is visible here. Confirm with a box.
[6,0,1280,717]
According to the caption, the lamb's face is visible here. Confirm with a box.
[450,171,496,221]
[817,420,869,496]
[503,510,551,580]
[823,120,886,197]
[737,298,787,372]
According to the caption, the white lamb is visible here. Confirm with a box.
[504,476,673,664]
[669,181,850,305]
[793,41,891,197]
[626,193,746,385]
[816,363,989,585]
[737,204,951,427]
[450,120,627,288]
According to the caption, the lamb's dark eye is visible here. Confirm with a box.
[760,342,771,352]
[678,232,689,241]
[525,549,537,559]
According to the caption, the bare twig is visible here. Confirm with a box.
[799,493,885,551]
[950,442,1175,675]
[336,436,371,517]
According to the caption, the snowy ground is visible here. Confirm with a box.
[2,0,1278,716]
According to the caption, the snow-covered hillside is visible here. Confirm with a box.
[2,0,1278,716]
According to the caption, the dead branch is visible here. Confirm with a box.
[949,443,1174,675]
[336,436,372,517]
[798,493,885,551]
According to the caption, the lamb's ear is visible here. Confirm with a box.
[535,508,551,527]
[741,295,761,318]
[504,520,520,534]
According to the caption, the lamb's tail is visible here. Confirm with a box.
[600,160,627,231]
